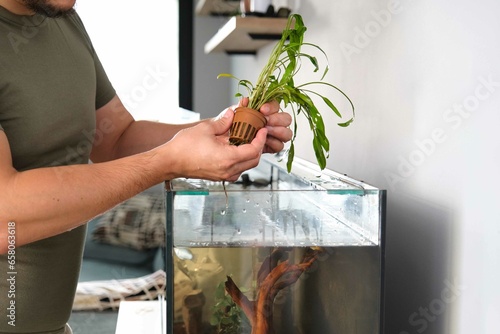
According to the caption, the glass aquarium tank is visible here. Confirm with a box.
[164,156,386,334]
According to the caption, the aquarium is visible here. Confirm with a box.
[164,156,386,334]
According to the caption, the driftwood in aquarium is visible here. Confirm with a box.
[225,247,324,334]
[182,289,206,334]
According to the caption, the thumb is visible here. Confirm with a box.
[211,108,234,135]
[238,97,249,108]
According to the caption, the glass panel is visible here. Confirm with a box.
[165,156,386,334]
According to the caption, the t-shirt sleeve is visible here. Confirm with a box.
[93,53,117,109]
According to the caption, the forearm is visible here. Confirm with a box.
[111,120,202,158]
[91,95,205,161]
[0,149,171,252]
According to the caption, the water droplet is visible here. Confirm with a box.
[246,198,250,203]
[220,210,226,215]
[242,208,247,213]
[237,229,241,234]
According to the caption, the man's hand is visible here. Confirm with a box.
[257,100,293,154]
[162,108,267,182]
[236,98,292,154]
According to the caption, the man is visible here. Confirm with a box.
[0,0,292,333]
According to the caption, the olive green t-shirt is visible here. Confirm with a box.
[0,7,116,334]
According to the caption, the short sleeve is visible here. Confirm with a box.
[93,53,116,109]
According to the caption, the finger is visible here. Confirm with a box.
[250,127,268,151]
[224,128,267,176]
[265,112,292,127]
[238,97,249,108]
[225,172,244,183]
[266,125,293,143]
[259,100,280,116]
[210,109,233,135]
[224,154,260,181]
[263,137,285,154]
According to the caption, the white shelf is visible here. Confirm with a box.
[115,300,166,334]
[195,0,240,16]
[204,16,287,54]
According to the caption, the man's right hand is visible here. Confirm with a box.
[160,108,267,182]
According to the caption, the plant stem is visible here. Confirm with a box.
[248,15,298,111]
[222,181,228,209]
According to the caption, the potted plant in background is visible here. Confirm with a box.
[219,13,355,173]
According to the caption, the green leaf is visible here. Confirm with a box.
[315,127,330,152]
[287,143,295,173]
[321,63,330,80]
[300,53,319,72]
[338,118,354,127]
[210,315,220,326]
[215,281,225,299]
[312,136,327,170]
[217,73,238,80]
[322,96,342,118]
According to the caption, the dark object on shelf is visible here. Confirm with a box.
[276,7,291,18]
[243,6,291,18]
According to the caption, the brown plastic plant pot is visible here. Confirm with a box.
[229,107,267,146]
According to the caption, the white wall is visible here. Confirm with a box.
[75,0,180,123]
[218,0,500,333]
